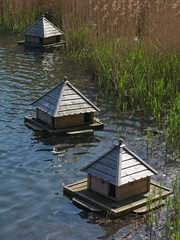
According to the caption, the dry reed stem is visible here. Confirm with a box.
[1,0,179,49]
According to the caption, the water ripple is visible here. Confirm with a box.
[0,33,166,240]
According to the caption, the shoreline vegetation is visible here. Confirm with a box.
[0,1,179,152]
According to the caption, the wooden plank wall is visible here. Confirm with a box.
[90,175,109,197]
[37,109,52,125]
[25,35,39,44]
[55,113,84,128]
[43,36,58,45]
[116,177,150,201]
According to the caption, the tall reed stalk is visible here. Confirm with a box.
[146,178,180,239]
[66,29,179,153]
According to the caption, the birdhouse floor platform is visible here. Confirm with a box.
[63,179,172,217]
[18,40,65,49]
[24,116,104,135]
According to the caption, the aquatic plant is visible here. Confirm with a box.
[1,0,180,49]
[146,178,180,239]
[165,178,180,239]
[66,29,179,153]
[0,0,62,32]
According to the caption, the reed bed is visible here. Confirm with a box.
[0,0,180,49]
[0,0,62,31]
[146,177,180,239]
[0,0,179,151]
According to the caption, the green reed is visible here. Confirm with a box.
[0,1,62,32]
[66,27,179,153]
[146,178,179,239]
[166,177,180,239]
[146,127,152,161]
[0,6,35,32]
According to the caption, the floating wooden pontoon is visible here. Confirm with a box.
[18,16,65,49]
[64,139,172,216]
[64,179,171,216]
[24,77,104,135]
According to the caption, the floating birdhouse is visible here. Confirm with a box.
[18,16,65,48]
[82,138,157,201]
[24,77,104,134]
[64,139,172,216]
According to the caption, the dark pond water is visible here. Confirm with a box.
[0,33,178,240]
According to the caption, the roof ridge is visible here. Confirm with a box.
[53,81,66,117]
[43,17,64,34]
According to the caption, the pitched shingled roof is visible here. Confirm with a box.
[23,16,64,38]
[32,78,100,117]
[82,139,157,186]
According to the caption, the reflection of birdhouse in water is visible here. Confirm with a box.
[64,139,172,216]
[24,77,104,135]
[18,16,65,48]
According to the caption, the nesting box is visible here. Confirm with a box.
[18,16,65,48]
[64,139,172,216]
[82,139,157,201]
[24,78,104,134]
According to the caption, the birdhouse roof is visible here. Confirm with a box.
[82,142,157,186]
[32,79,100,117]
[23,16,64,38]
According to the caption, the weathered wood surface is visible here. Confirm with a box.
[72,197,101,212]
[133,199,165,214]
[31,80,100,117]
[24,116,103,135]
[23,16,64,38]
[116,178,149,201]
[82,144,156,186]
[18,40,65,48]
[66,129,93,135]
[24,116,49,130]
[64,179,172,217]
[25,121,44,131]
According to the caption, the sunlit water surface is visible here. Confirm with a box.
[0,33,176,240]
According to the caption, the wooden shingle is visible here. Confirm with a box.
[23,16,64,38]
[82,142,157,186]
[32,79,100,117]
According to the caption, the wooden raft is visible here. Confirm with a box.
[18,40,65,49]
[63,179,172,217]
[24,116,104,135]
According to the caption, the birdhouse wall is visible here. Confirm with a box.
[54,113,85,129]
[115,177,150,201]
[37,109,52,125]
[25,35,39,44]
[43,36,60,45]
[88,175,109,197]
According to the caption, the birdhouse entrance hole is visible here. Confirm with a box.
[109,183,116,198]
[40,37,43,44]
[84,113,91,123]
